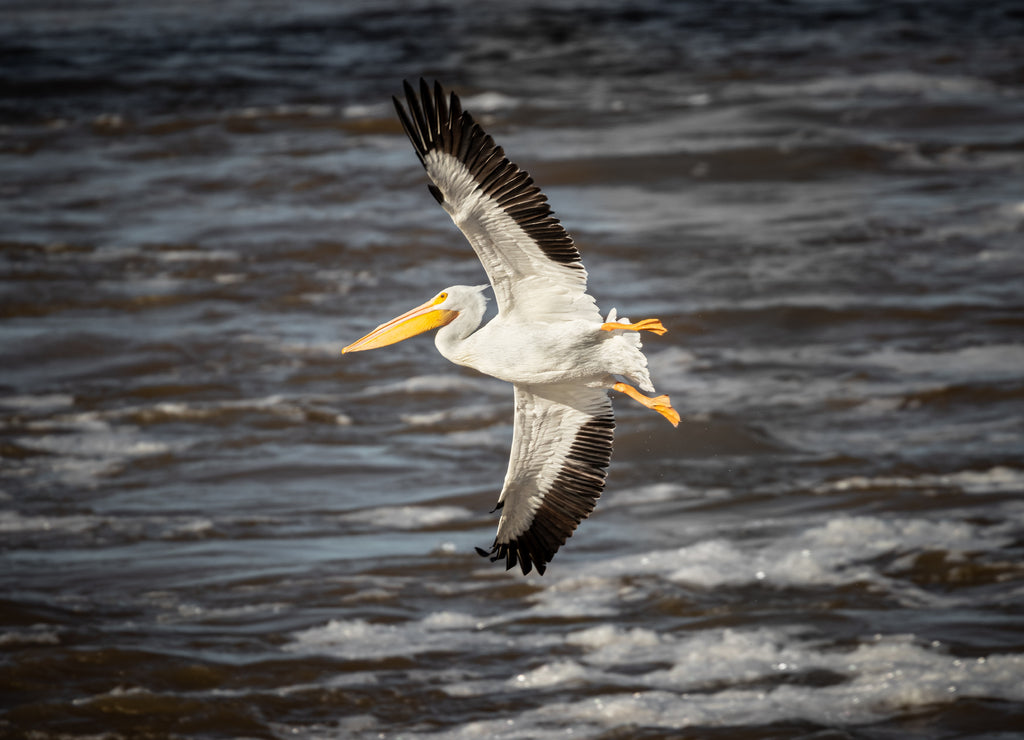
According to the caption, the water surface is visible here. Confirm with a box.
[2,1,1024,738]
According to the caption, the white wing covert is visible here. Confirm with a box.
[393,79,600,322]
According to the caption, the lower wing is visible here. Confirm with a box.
[477,384,614,575]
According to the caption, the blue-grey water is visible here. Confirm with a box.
[2,1,1023,738]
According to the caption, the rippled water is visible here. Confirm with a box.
[3,1,1024,738]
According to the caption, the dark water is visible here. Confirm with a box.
[3,1,1024,738]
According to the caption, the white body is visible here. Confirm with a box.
[433,288,654,392]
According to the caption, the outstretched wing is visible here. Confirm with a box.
[476,384,614,575]
[393,78,601,323]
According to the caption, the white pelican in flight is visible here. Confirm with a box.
[344,79,679,575]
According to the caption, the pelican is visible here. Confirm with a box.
[343,80,678,575]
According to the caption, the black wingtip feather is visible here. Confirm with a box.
[394,78,584,267]
[476,413,614,576]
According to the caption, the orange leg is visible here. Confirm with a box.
[600,318,667,336]
[613,382,680,427]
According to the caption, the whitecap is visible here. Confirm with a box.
[861,343,1024,380]
[0,393,74,412]
[603,482,697,508]
[819,466,1024,496]
[362,374,506,397]
[0,510,101,534]
[400,403,501,427]
[285,611,527,662]
[566,624,661,652]
[16,415,171,488]
[155,248,239,262]
[460,91,518,113]
[340,505,474,530]
[0,627,61,646]
[563,512,1011,600]
[450,630,1024,734]
[508,660,589,689]
[728,70,998,102]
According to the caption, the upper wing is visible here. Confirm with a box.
[476,383,614,575]
[393,79,601,322]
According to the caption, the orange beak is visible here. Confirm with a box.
[342,294,458,354]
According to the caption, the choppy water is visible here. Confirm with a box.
[3,1,1024,738]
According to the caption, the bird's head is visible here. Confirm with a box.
[342,284,488,354]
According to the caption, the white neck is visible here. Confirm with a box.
[434,291,487,366]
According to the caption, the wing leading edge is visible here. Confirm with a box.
[393,79,597,320]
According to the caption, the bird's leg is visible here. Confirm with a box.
[600,318,667,336]
[613,382,680,426]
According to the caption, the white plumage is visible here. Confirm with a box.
[343,80,678,574]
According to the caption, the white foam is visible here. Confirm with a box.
[419,611,480,630]
[566,624,662,652]
[163,517,216,538]
[730,70,997,101]
[16,414,171,487]
[508,660,589,689]
[234,103,339,120]
[819,466,1024,496]
[0,510,231,546]
[21,413,167,456]
[460,91,518,113]
[72,685,150,708]
[140,396,351,426]
[341,505,474,530]
[213,272,245,284]
[604,482,690,508]
[0,627,61,646]
[155,248,239,263]
[288,619,413,660]
[862,343,1024,380]
[554,512,1012,605]
[169,600,288,623]
[400,403,500,427]
[0,510,101,534]
[428,630,1024,737]
[343,101,390,119]
[286,611,530,661]
[362,374,506,398]
[0,393,74,412]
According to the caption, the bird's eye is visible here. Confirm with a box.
[438,292,448,301]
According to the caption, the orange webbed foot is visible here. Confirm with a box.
[600,318,667,336]
[613,382,680,427]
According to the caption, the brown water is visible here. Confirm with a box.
[2,1,1024,738]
